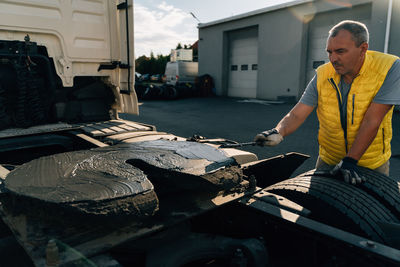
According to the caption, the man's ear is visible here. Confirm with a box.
[360,42,368,55]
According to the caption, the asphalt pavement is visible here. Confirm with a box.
[120,96,400,180]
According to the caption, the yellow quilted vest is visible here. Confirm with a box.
[316,50,398,169]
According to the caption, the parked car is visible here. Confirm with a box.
[135,72,141,81]
[139,73,150,81]
[150,74,162,82]
[164,61,198,87]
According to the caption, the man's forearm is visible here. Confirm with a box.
[275,103,314,137]
[347,121,380,160]
[347,103,392,161]
[276,113,305,137]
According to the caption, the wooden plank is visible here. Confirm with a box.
[81,126,104,137]
[0,165,9,180]
[85,124,116,135]
[79,120,154,137]
[99,122,129,133]
[71,132,109,147]
[105,132,171,142]
[119,120,155,131]
[112,124,138,131]
[107,120,150,130]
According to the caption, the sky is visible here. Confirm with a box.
[134,0,293,57]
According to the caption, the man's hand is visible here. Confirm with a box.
[330,157,366,185]
[254,129,283,146]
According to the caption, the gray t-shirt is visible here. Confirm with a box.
[300,59,400,107]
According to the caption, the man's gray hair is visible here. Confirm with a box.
[329,20,369,46]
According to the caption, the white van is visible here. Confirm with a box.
[164,61,198,86]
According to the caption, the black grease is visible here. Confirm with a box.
[4,140,237,216]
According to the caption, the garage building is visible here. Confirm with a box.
[198,0,400,101]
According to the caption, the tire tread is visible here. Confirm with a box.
[266,175,398,243]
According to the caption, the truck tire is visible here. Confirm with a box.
[146,233,268,267]
[299,168,400,220]
[265,174,399,244]
[163,85,178,100]
[353,167,400,220]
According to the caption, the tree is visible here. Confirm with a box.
[149,52,157,74]
[155,54,169,74]
[135,53,170,75]
[135,55,150,74]
[176,43,182,49]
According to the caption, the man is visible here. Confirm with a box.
[254,20,400,184]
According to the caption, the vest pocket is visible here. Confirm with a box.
[351,94,355,125]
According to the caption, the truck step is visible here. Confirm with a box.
[79,120,154,137]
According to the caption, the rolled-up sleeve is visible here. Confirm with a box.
[299,74,318,107]
[373,59,400,105]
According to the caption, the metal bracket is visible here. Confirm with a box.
[98,61,130,71]
[117,2,127,10]
[119,89,130,95]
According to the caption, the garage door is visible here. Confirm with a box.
[228,28,258,98]
[306,4,372,84]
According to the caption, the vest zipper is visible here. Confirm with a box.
[382,128,385,153]
[352,94,355,125]
[328,78,348,153]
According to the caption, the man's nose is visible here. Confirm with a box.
[329,53,338,63]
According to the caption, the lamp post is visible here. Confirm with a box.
[190,12,201,24]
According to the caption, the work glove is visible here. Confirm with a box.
[254,128,283,147]
[330,157,366,185]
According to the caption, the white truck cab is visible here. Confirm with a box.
[0,0,138,130]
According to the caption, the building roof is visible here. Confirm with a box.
[198,0,313,29]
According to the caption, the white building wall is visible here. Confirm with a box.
[199,0,395,101]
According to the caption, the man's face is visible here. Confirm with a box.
[326,29,368,77]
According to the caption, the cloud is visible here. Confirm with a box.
[157,1,174,12]
[134,2,198,57]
